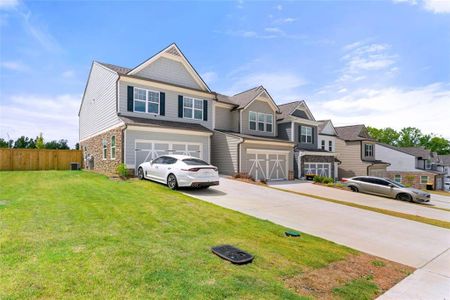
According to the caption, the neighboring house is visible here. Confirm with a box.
[318,119,340,178]
[211,86,295,181]
[277,101,338,179]
[438,154,450,191]
[79,43,295,180]
[335,125,389,178]
[79,43,215,174]
[377,146,445,190]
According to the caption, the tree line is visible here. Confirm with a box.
[0,133,76,150]
[367,126,450,155]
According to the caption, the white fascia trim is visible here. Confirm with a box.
[215,102,235,109]
[243,94,278,113]
[79,122,125,142]
[247,148,290,154]
[289,117,320,126]
[300,151,337,156]
[243,140,294,147]
[126,125,212,136]
[295,101,316,121]
[119,77,215,100]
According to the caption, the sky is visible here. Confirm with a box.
[0,0,449,147]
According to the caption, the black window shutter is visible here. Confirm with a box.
[127,86,134,112]
[178,95,183,118]
[312,127,315,144]
[159,92,165,116]
[203,100,208,121]
[298,125,302,143]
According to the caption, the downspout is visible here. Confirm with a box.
[237,138,244,174]
[298,150,304,179]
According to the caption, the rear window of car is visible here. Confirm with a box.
[182,158,209,166]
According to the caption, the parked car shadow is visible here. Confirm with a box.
[179,187,227,196]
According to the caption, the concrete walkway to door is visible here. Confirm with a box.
[183,177,450,299]
[268,180,450,221]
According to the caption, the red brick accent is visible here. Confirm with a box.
[79,126,124,175]
[385,171,441,190]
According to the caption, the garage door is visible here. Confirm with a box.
[135,139,203,171]
[304,163,331,177]
[246,150,288,181]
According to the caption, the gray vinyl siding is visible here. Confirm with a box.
[118,80,214,130]
[277,122,292,141]
[134,57,202,90]
[241,99,277,137]
[124,128,210,167]
[79,63,121,140]
[214,106,233,131]
[293,123,318,150]
[240,143,294,173]
[211,130,241,175]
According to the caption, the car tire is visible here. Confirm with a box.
[137,167,144,180]
[350,186,359,192]
[396,193,412,202]
[167,174,178,190]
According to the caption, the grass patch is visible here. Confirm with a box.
[332,275,379,300]
[0,171,359,299]
[372,260,385,267]
[269,186,450,230]
[423,189,450,197]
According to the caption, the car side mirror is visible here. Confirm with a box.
[149,160,153,165]
[388,184,395,188]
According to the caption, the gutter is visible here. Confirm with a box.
[121,123,127,165]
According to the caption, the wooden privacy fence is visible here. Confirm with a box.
[0,149,83,171]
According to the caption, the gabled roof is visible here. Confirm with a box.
[400,146,441,163]
[216,86,279,112]
[317,119,337,136]
[278,100,315,121]
[438,154,450,166]
[97,62,131,75]
[335,124,372,141]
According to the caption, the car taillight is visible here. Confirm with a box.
[181,168,200,172]
[341,178,348,182]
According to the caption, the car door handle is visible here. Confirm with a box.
[168,167,171,170]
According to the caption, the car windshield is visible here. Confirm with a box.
[384,178,405,188]
[182,158,209,166]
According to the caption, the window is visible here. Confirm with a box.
[394,175,401,183]
[102,139,107,160]
[328,140,333,152]
[152,157,165,164]
[425,159,431,169]
[364,144,374,157]
[183,158,209,165]
[110,136,116,160]
[249,111,273,132]
[183,97,203,120]
[162,157,177,164]
[133,88,160,114]
[420,176,428,184]
[249,111,257,130]
[321,140,325,150]
[300,126,313,143]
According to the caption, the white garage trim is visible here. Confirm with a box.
[247,149,289,181]
[304,162,331,177]
[134,139,203,169]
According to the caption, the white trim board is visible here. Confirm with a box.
[126,125,212,136]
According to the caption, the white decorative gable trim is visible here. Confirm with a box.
[243,87,279,112]
[293,100,316,121]
[127,43,211,92]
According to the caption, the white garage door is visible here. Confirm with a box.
[246,150,288,181]
[135,139,203,171]
[304,162,331,177]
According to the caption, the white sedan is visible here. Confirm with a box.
[137,155,220,189]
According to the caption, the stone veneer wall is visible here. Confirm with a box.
[385,171,441,190]
[80,126,124,175]
[301,155,336,178]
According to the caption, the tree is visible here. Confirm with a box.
[75,143,80,150]
[0,138,13,148]
[426,136,450,155]
[397,127,423,147]
[13,136,36,149]
[45,139,69,150]
[367,127,400,146]
[35,133,45,149]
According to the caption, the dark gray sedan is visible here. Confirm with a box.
[342,176,431,203]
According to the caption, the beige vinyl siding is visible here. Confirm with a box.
[335,139,370,178]
[241,99,277,137]
[134,57,202,90]
[79,63,122,141]
[214,106,233,131]
[210,130,241,175]
[118,80,214,130]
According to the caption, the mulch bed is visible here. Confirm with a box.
[284,253,414,299]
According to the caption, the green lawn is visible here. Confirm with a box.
[0,171,357,299]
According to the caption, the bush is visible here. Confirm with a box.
[322,177,335,184]
[313,175,324,183]
[116,163,129,178]
[326,182,335,187]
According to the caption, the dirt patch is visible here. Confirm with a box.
[284,253,414,299]
[313,182,349,191]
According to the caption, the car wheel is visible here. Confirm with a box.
[350,186,359,192]
[167,174,178,190]
[396,193,412,202]
[137,167,144,180]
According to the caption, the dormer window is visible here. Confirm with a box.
[249,111,273,132]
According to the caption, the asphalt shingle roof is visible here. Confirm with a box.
[216,130,294,144]
[119,115,212,133]
[335,125,372,141]
[278,101,302,119]
[439,154,450,166]
[97,62,131,75]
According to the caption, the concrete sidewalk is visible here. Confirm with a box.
[183,177,450,299]
[269,180,450,221]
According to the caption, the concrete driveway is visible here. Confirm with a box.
[183,177,450,299]
[268,180,450,222]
